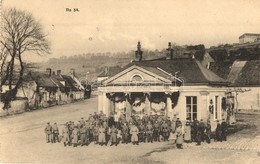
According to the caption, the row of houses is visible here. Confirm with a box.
[1,68,86,110]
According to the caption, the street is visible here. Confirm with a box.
[0,96,259,164]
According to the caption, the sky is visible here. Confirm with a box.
[3,0,260,62]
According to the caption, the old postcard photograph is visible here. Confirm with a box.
[0,0,259,163]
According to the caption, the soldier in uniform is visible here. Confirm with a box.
[92,123,99,144]
[68,121,75,146]
[191,118,199,142]
[197,119,205,145]
[121,123,130,144]
[61,123,69,146]
[45,122,52,143]
[153,120,161,142]
[184,121,191,143]
[205,120,211,143]
[146,121,154,143]
[79,124,87,146]
[109,125,118,146]
[98,124,107,146]
[52,122,59,143]
[138,122,146,142]
[171,114,178,132]
[176,124,184,149]
[71,125,79,147]
[161,121,170,141]
[130,123,139,145]
[221,119,228,141]
[215,120,222,142]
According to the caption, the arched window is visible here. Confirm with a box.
[131,74,143,82]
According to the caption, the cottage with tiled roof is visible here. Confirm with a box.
[98,42,231,126]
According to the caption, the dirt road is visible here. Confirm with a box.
[0,96,259,164]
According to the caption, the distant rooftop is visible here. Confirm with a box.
[239,33,260,39]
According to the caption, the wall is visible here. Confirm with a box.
[0,99,28,117]
[235,87,260,111]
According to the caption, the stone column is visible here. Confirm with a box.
[102,92,110,116]
[98,92,103,113]
[166,96,172,118]
[145,93,151,115]
[125,93,132,122]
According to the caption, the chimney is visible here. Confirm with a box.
[57,70,61,76]
[135,41,143,61]
[46,68,51,77]
[166,42,174,60]
[70,68,75,78]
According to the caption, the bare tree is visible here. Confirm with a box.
[0,8,50,109]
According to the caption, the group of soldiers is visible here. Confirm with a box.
[44,111,228,149]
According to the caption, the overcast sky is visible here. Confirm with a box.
[4,0,260,61]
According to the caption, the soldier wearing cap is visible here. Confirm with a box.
[61,122,69,146]
[221,118,228,141]
[196,119,205,145]
[45,122,53,143]
[138,121,146,142]
[184,121,191,143]
[153,120,160,142]
[146,121,154,143]
[176,118,182,128]
[109,124,118,146]
[176,124,184,149]
[215,120,222,142]
[121,123,130,144]
[205,120,211,143]
[130,122,139,145]
[161,120,170,141]
[98,124,107,146]
[52,122,59,143]
[71,125,79,147]
[92,123,99,144]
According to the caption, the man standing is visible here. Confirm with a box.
[176,124,184,149]
[184,121,191,143]
[153,121,161,142]
[130,123,139,145]
[205,120,211,144]
[72,125,79,147]
[121,123,129,144]
[61,123,69,146]
[197,119,205,145]
[146,121,153,143]
[161,121,170,141]
[52,122,59,143]
[98,124,106,146]
[221,119,228,141]
[138,122,146,142]
[79,124,87,146]
[45,122,52,143]
[109,125,118,146]
[215,120,222,142]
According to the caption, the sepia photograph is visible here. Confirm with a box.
[0,0,259,163]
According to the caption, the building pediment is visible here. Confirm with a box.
[103,65,172,85]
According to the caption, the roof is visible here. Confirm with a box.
[239,33,260,39]
[228,60,260,86]
[29,72,58,88]
[209,61,233,79]
[108,58,227,85]
[61,75,81,91]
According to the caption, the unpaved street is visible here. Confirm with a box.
[0,96,259,164]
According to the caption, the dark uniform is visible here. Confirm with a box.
[197,119,205,145]
[138,123,146,142]
[45,122,52,143]
[153,121,160,142]
[52,123,59,143]
[79,125,87,146]
[221,119,228,141]
[161,121,170,141]
[215,121,222,142]
[205,121,211,143]
[146,122,153,143]
[121,123,130,144]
